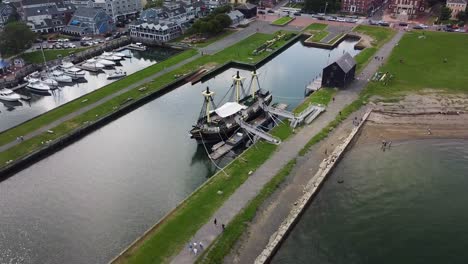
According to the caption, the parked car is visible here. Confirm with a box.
[419,24,429,29]
[368,20,379,25]
[399,22,408,26]
[379,21,390,27]
[316,16,325,20]
[413,25,424,29]
[294,12,301,16]
[337,17,346,22]
[327,16,337,21]
[267,9,274,13]
[258,10,265,14]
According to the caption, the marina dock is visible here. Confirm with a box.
[305,77,322,95]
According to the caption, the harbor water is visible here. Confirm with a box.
[272,139,468,264]
[0,39,359,264]
[0,47,179,132]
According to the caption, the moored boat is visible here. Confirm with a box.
[0,88,21,101]
[60,62,86,79]
[26,78,50,93]
[189,70,273,143]
[97,58,116,67]
[106,69,127,79]
[128,42,146,51]
[51,70,73,83]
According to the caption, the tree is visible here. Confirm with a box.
[0,22,36,56]
[215,14,232,28]
[144,0,163,9]
[440,6,452,21]
[303,0,340,14]
[457,9,467,21]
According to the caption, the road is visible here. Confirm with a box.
[170,30,404,264]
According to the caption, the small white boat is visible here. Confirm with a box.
[42,77,58,87]
[27,78,50,92]
[82,59,105,71]
[128,43,146,51]
[0,88,21,101]
[106,69,127,79]
[63,67,86,79]
[113,52,127,58]
[97,58,116,67]
[51,70,73,83]
[99,54,122,61]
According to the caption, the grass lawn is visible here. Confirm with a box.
[308,30,329,42]
[194,30,236,48]
[352,25,395,72]
[294,88,337,114]
[22,48,88,64]
[305,23,327,31]
[272,16,294,26]
[114,68,332,264]
[0,32,297,166]
[363,31,468,98]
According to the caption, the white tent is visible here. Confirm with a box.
[215,102,247,118]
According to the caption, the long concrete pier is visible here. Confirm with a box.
[254,109,372,263]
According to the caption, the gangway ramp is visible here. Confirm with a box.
[236,117,281,145]
[264,104,325,128]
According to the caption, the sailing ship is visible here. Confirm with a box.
[190,70,272,143]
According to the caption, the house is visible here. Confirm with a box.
[227,10,244,26]
[0,3,16,28]
[388,0,426,20]
[341,0,384,15]
[19,0,75,33]
[90,0,143,21]
[63,7,114,36]
[129,21,182,42]
[230,0,246,5]
[205,0,228,10]
[446,0,467,19]
[236,3,257,19]
[322,52,356,88]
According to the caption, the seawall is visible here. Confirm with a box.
[254,109,372,264]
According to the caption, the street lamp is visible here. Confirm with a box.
[324,2,328,15]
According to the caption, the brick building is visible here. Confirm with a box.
[446,0,467,19]
[341,0,384,15]
[388,0,426,20]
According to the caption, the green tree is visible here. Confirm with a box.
[215,14,232,28]
[440,6,452,21]
[457,9,467,21]
[0,22,36,56]
[144,0,163,9]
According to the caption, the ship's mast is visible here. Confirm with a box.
[201,87,216,123]
[249,69,261,98]
[232,71,245,103]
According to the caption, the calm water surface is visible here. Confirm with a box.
[272,139,468,264]
[0,47,178,132]
[0,40,359,264]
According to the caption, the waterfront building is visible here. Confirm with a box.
[322,52,356,88]
[388,0,426,20]
[89,0,143,20]
[63,7,114,36]
[341,0,384,15]
[19,0,75,33]
[130,21,181,42]
[446,0,467,19]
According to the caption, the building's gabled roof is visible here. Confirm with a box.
[73,6,104,18]
[227,10,244,20]
[333,52,356,73]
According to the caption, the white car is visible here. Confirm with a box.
[419,24,429,29]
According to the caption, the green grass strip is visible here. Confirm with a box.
[293,88,336,114]
[22,48,89,64]
[196,159,297,264]
[328,33,345,44]
[307,31,329,42]
[272,17,293,26]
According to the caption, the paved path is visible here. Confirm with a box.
[0,22,297,154]
[171,30,404,264]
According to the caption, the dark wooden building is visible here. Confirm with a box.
[236,3,257,19]
[322,52,356,88]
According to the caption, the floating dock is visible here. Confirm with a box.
[305,77,322,95]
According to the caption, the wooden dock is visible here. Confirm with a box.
[305,77,322,95]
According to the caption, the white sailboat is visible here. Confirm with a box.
[0,88,21,101]
[42,77,58,87]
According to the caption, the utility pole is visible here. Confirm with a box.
[324,2,328,15]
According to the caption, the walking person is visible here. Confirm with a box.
[193,247,198,255]
[199,241,204,250]
[222,224,225,231]
[189,243,193,253]
[214,218,217,226]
